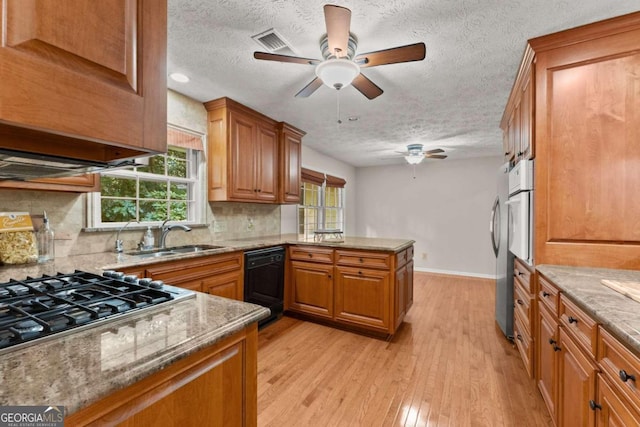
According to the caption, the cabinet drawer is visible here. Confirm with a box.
[598,326,640,411]
[514,278,534,334]
[289,246,334,264]
[406,245,414,260]
[559,295,597,358]
[538,274,560,316]
[335,250,391,270]
[514,258,533,293]
[395,250,407,267]
[514,314,534,378]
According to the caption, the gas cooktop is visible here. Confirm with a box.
[0,270,195,353]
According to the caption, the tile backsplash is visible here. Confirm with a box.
[0,189,282,257]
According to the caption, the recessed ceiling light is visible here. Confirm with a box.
[169,72,190,83]
[348,116,359,122]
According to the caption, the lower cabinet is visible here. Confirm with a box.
[334,266,390,332]
[289,260,334,319]
[122,251,244,300]
[66,324,258,426]
[595,373,640,427]
[286,245,413,336]
[557,327,597,427]
[537,300,559,422]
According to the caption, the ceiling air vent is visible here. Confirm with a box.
[251,28,296,56]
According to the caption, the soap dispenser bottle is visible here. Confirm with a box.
[37,211,55,263]
[143,226,155,250]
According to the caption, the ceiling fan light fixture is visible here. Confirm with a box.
[405,154,424,165]
[315,59,360,90]
[405,144,424,165]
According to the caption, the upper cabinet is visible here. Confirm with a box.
[0,0,167,162]
[204,97,304,204]
[278,123,304,204]
[503,11,640,268]
[501,47,535,164]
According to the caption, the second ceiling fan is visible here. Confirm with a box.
[253,4,426,100]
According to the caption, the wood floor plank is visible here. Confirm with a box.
[257,272,553,426]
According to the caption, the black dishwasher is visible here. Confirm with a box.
[244,246,285,327]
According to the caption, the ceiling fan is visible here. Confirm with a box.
[397,144,447,165]
[253,4,426,100]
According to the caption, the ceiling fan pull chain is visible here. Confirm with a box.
[336,89,342,125]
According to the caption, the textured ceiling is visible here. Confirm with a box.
[167,1,639,167]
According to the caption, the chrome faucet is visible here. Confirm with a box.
[115,220,137,253]
[159,220,191,249]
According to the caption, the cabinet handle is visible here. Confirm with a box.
[542,291,550,297]
[548,338,557,345]
[358,271,363,275]
[568,316,578,324]
[308,253,313,258]
[516,334,523,342]
[619,370,636,383]
[504,152,509,156]
[517,271,524,276]
[589,400,602,411]
[327,274,332,279]
[359,258,364,263]
[553,345,561,352]
[516,299,524,305]
[257,189,262,192]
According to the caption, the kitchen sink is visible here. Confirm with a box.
[126,244,225,258]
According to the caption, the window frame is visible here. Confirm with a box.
[298,179,346,240]
[87,125,206,229]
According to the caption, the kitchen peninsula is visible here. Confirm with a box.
[0,234,413,423]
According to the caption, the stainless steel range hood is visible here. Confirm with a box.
[0,149,143,181]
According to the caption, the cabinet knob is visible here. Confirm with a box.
[619,370,636,383]
[358,271,363,275]
[359,258,364,263]
[568,316,578,324]
[553,344,561,352]
[308,253,313,258]
[516,299,524,305]
[518,271,524,276]
[548,338,557,345]
[542,291,550,297]
[327,274,332,279]
[516,334,523,342]
[589,400,602,411]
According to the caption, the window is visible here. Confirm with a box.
[298,168,345,240]
[89,126,204,228]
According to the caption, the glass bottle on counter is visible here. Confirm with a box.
[37,212,55,263]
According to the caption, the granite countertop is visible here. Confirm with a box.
[537,264,640,355]
[0,292,270,414]
[0,234,415,282]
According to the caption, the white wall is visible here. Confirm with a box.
[281,145,357,235]
[355,156,503,278]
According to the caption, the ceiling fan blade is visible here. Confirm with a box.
[324,5,351,58]
[351,73,383,100]
[355,42,426,68]
[254,52,321,65]
[425,154,447,159]
[424,148,444,154]
[295,77,323,98]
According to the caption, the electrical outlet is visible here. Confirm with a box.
[421,252,427,261]
[247,218,254,231]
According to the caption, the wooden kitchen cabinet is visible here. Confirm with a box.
[277,122,304,204]
[285,245,413,336]
[0,0,167,162]
[537,299,560,423]
[66,324,258,427]
[289,260,334,319]
[205,97,305,204]
[335,265,390,332]
[595,374,640,427]
[0,174,99,193]
[122,251,244,300]
[514,257,536,378]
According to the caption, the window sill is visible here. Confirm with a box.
[82,223,210,233]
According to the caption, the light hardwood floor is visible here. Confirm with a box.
[257,272,553,426]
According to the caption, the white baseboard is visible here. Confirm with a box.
[414,266,496,280]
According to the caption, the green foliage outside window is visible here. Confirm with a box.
[100,147,194,223]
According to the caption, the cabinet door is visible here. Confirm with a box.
[335,266,390,332]
[405,259,414,311]
[255,123,278,202]
[505,106,518,161]
[229,110,258,200]
[394,265,407,329]
[538,302,559,423]
[0,0,166,155]
[595,374,640,427]
[558,328,597,427]
[203,271,243,301]
[278,124,303,204]
[534,28,640,267]
[519,69,534,160]
[289,261,334,319]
